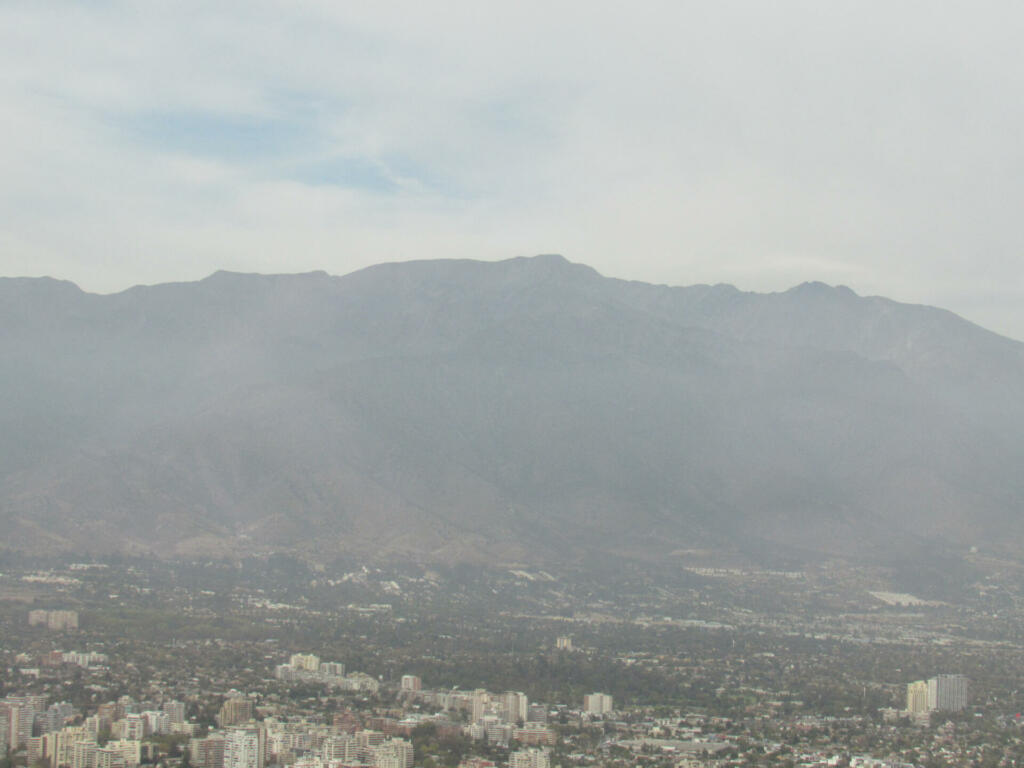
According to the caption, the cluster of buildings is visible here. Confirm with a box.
[402,681,611,749]
[12,650,109,679]
[59,650,109,668]
[404,685,551,747]
[190,715,415,768]
[905,675,969,715]
[190,699,551,768]
[2,695,71,753]
[28,609,80,631]
[273,654,377,693]
[2,693,191,768]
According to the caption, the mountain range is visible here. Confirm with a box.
[2,254,1022,564]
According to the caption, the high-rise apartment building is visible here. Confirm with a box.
[218,698,254,727]
[189,734,226,768]
[72,740,99,768]
[162,700,186,728]
[4,695,47,748]
[224,727,263,768]
[400,675,421,692]
[0,703,16,751]
[120,714,145,741]
[470,690,489,722]
[906,681,929,713]
[906,675,969,712]
[928,675,969,711]
[582,693,613,715]
[502,692,529,723]
[288,654,320,672]
[53,725,91,767]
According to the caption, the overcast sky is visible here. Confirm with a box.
[3,1,1023,339]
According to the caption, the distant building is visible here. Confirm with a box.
[513,725,556,746]
[28,736,45,766]
[120,714,145,741]
[332,711,361,734]
[142,710,170,735]
[276,655,347,684]
[906,680,929,713]
[356,730,385,750]
[555,636,573,651]
[289,654,320,672]
[162,700,186,728]
[72,740,100,768]
[319,662,344,676]
[3,695,48,748]
[483,721,513,747]
[400,675,421,692]
[95,746,127,768]
[117,696,137,719]
[471,690,489,722]
[583,693,613,715]
[502,691,529,722]
[107,739,142,768]
[321,735,359,763]
[190,734,226,768]
[906,675,969,712]
[224,727,263,768]
[218,698,254,727]
[509,748,550,768]
[370,737,413,768]
[526,704,548,724]
[0,702,22,750]
[50,724,91,767]
[62,651,108,668]
[29,609,79,630]
[928,675,969,711]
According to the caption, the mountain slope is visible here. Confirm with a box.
[1,255,1022,563]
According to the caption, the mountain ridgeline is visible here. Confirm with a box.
[2,255,1023,564]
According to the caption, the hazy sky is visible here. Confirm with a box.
[3,1,1024,339]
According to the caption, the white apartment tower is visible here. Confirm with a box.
[289,654,320,672]
[582,693,613,715]
[400,675,421,692]
[906,680,929,713]
[224,727,263,768]
[502,692,529,722]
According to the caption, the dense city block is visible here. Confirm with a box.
[3,554,1024,768]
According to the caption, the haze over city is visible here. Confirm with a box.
[5,5,1024,768]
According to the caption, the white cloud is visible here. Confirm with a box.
[2,0,1024,339]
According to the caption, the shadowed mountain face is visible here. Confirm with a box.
[2,255,1023,564]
